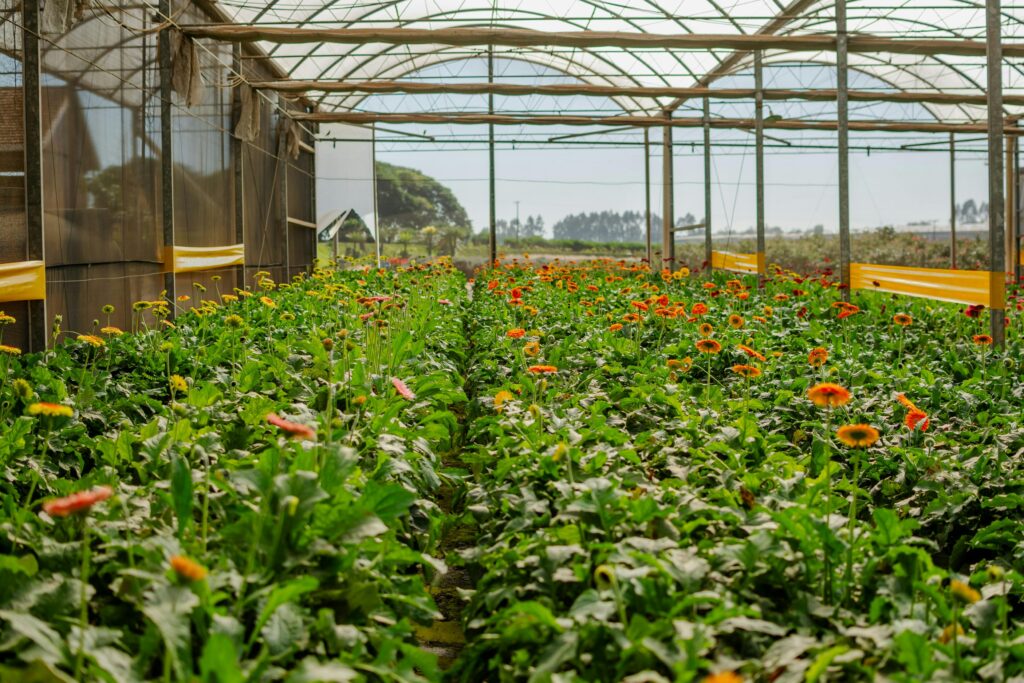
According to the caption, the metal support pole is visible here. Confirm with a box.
[1017,135,1022,282]
[277,124,290,281]
[372,125,380,268]
[662,111,674,267]
[1006,133,1016,281]
[23,0,45,351]
[754,51,766,282]
[488,49,497,267]
[232,44,246,288]
[986,0,1005,344]
[950,133,957,268]
[837,4,851,300]
[309,118,318,271]
[703,96,713,270]
[644,128,652,266]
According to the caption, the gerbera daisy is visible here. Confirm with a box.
[527,364,558,374]
[698,322,714,337]
[506,328,526,339]
[391,377,416,400]
[893,313,913,326]
[28,402,73,418]
[170,555,208,582]
[836,423,879,448]
[695,339,722,354]
[524,341,540,357]
[737,344,766,362]
[972,334,993,346]
[731,364,762,378]
[42,486,113,517]
[808,347,828,367]
[905,408,930,432]
[494,390,514,412]
[807,383,851,408]
[728,314,745,329]
[266,413,316,440]
[608,323,623,332]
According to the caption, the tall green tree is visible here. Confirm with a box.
[375,161,471,235]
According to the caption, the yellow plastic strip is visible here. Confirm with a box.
[850,262,1004,309]
[0,260,46,302]
[710,250,765,275]
[162,244,244,274]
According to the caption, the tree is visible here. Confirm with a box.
[375,161,471,233]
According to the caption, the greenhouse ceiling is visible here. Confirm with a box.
[195,0,1024,124]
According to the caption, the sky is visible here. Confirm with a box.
[322,59,992,239]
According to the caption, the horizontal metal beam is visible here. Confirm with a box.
[249,79,1024,107]
[183,26,1024,58]
[292,110,1024,134]
[672,222,706,232]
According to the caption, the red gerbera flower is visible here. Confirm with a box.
[42,486,113,517]
[266,413,316,440]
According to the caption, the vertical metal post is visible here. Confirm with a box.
[277,122,290,281]
[309,119,317,271]
[488,49,496,267]
[754,51,766,282]
[986,0,1005,345]
[23,0,45,350]
[703,96,713,270]
[1017,132,1022,283]
[232,44,245,288]
[158,0,176,307]
[644,128,652,266]
[662,112,674,268]
[837,3,851,300]
[372,125,380,268]
[950,133,957,268]
[1006,134,1016,281]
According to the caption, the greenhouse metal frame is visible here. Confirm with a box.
[0,0,1022,347]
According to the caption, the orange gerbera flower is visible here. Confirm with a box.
[728,314,745,329]
[808,347,828,367]
[896,393,917,410]
[170,555,208,582]
[972,334,993,346]
[266,413,316,440]
[524,340,540,357]
[702,673,743,683]
[631,301,649,312]
[622,313,641,323]
[695,339,722,354]
[905,408,930,432]
[506,328,526,339]
[698,322,714,337]
[527,365,558,374]
[737,344,766,362]
[807,383,851,408]
[609,323,623,332]
[731,364,762,378]
[691,303,708,316]
[42,486,113,517]
[836,424,879,448]
[893,313,913,326]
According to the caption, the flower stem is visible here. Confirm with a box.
[74,520,91,680]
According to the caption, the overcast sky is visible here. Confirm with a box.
[349,59,992,237]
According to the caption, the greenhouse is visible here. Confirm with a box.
[0,0,1022,680]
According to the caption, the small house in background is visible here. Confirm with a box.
[318,208,375,256]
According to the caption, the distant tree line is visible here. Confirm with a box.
[550,210,699,243]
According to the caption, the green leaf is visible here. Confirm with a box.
[199,633,243,683]
[250,577,319,646]
[806,645,849,682]
[0,610,65,664]
[170,453,194,538]
[141,585,198,680]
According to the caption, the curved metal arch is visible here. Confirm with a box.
[316,51,668,114]
[276,5,707,98]
[317,41,663,114]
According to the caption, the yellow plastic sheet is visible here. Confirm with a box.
[163,244,244,274]
[710,250,765,275]
[850,263,1004,309]
[0,260,46,302]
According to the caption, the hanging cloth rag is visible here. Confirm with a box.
[278,117,302,160]
[170,29,204,108]
[41,0,77,34]
[234,83,261,142]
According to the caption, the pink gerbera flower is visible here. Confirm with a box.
[392,377,416,400]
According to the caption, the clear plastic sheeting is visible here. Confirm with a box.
[315,123,378,262]
[214,0,1024,122]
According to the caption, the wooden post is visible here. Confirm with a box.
[703,96,713,269]
[23,0,45,350]
[1006,133,1017,282]
[158,0,176,309]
